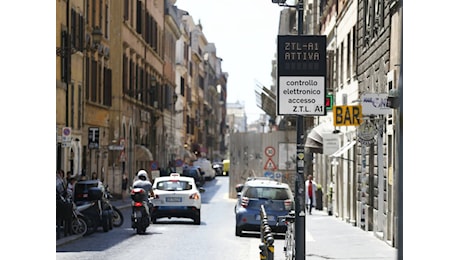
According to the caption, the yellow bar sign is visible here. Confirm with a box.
[333,105,362,126]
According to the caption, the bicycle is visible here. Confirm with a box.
[277,210,296,260]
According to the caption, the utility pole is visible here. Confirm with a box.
[273,2,326,259]
[294,2,306,259]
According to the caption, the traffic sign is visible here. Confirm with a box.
[265,146,275,157]
[62,127,71,143]
[277,35,327,116]
[151,161,159,171]
[264,171,274,179]
[175,159,184,167]
[275,172,282,180]
[264,158,277,170]
[108,145,124,151]
[88,127,100,149]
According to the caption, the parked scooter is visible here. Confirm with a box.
[70,202,88,236]
[130,187,150,234]
[102,185,124,228]
[77,186,113,235]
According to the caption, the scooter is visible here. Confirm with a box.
[70,202,88,236]
[77,187,113,235]
[102,185,124,228]
[130,188,150,234]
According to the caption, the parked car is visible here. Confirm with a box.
[222,159,230,176]
[151,173,205,225]
[181,165,205,187]
[234,177,294,236]
[193,158,215,180]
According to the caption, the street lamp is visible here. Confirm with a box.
[92,26,103,48]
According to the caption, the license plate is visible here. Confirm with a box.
[256,215,275,221]
[133,210,142,218]
[166,197,182,202]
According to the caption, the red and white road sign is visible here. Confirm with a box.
[264,158,277,170]
[265,146,275,157]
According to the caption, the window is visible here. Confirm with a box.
[91,59,97,102]
[78,85,82,128]
[85,57,90,100]
[103,67,112,106]
[71,83,75,127]
[245,187,289,200]
[339,42,344,86]
[124,0,129,21]
[346,32,351,80]
[352,25,357,76]
[157,180,192,191]
[123,55,128,94]
[105,3,109,38]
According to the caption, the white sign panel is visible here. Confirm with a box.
[323,133,340,156]
[278,76,325,115]
[361,93,392,115]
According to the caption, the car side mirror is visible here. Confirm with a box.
[199,187,205,193]
[235,184,244,193]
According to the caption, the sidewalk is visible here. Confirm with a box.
[56,199,131,247]
[306,210,397,260]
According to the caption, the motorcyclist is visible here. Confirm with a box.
[132,169,153,220]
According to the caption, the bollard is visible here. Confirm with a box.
[259,205,275,260]
[265,233,275,260]
[259,242,267,260]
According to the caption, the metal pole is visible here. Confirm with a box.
[397,3,403,259]
[295,1,306,259]
[112,150,115,193]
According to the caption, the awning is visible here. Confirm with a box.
[135,144,153,161]
[305,122,335,153]
[330,141,356,158]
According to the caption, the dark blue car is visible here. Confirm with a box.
[234,177,294,236]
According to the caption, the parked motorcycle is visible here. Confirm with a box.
[130,188,150,234]
[102,185,124,228]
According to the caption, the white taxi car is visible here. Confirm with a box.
[151,173,204,225]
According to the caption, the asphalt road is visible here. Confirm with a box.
[56,176,286,260]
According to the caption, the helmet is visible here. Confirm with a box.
[137,169,148,180]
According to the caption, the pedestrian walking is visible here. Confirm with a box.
[122,173,129,201]
[306,174,317,215]
[91,172,98,180]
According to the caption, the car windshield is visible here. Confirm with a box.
[156,180,192,191]
[244,187,289,200]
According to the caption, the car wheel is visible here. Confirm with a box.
[193,210,201,225]
[235,226,242,236]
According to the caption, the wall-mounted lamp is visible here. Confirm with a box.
[92,26,103,48]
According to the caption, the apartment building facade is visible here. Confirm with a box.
[56,0,228,194]
[261,0,402,248]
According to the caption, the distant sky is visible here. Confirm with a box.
[175,0,283,123]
